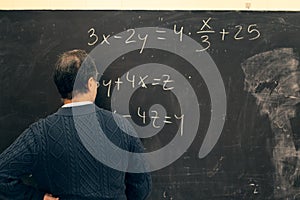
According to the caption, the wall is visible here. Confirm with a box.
[0,0,299,10]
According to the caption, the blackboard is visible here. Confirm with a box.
[0,11,299,199]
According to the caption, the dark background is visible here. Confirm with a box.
[0,11,299,199]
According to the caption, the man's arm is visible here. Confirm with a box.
[125,171,152,200]
[125,137,152,200]
[111,113,152,200]
[0,127,45,200]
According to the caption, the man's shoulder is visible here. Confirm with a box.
[27,111,62,133]
[95,108,138,137]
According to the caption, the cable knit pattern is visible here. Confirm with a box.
[0,104,151,200]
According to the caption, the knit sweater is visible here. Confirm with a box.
[0,104,151,200]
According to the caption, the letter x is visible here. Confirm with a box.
[138,75,148,88]
[201,17,212,30]
[101,34,110,45]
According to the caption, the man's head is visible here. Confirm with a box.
[53,49,99,102]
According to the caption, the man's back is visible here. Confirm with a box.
[0,104,151,200]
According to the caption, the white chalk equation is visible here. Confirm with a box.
[88,17,261,52]
[78,27,227,172]
[102,72,175,97]
[113,107,185,136]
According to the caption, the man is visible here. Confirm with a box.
[0,49,151,200]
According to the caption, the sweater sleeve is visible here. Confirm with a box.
[125,137,152,200]
[0,127,45,200]
[109,113,152,200]
[125,169,152,200]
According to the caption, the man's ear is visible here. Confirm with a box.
[87,77,94,91]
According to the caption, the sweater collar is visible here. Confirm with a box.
[55,103,101,116]
[61,101,93,108]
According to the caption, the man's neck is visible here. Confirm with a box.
[63,95,93,105]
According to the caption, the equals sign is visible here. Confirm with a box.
[156,30,166,40]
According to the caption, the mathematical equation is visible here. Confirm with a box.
[101,72,175,97]
[113,107,185,136]
[88,17,261,52]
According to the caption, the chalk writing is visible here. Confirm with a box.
[196,17,214,52]
[156,29,167,40]
[88,20,261,51]
[173,24,183,42]
[234,25,244,40]
[248,24,260,40]
[126,73,135,88]
[175,114,184,136]
[115,107,185,135]
[219,29,230,41]
[103,80,112,97]
[100,34,110,45]
[138,75,148,88]
[87,28,98,46]
[137,33,148,53]
[101,73,175,97]
[125,29,136,44]
[196,35,211,52]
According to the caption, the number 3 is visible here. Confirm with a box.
[196,35,211,52]
[88,28,99,46]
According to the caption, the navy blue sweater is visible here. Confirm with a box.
[0,104,151,200]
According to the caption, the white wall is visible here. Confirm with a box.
[0,0,299,10]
